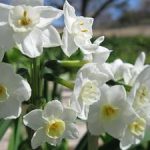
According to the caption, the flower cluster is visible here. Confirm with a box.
[0,0,149,150]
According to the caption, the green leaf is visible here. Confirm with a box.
[8,118,22,150]
[0,119,12,140]
[75,132,88,150]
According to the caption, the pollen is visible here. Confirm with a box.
[0,84,9,101]
[81,29,88,32]
[46,119,65,139]
[18,10,32,26]
[129,118,146,136]
[101,104,119,120]
[79,22,84,25]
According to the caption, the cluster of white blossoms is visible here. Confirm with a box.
[0,0,150,150]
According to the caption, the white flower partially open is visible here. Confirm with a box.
[61,0,98,57]
[23,100,78,149]
[71,63,113,120]
[0,63,31,119]
[0,0,63,58]
[84,36,111,65]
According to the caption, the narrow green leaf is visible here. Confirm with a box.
[0,119,12,140]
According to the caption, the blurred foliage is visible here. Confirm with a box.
[103,36,150,63]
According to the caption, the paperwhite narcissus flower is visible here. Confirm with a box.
[123,52,147,86]
[0,0,63,58]
[120,105,150,150]
[105,52,147,86]
[23,100,79,149]
[119,66,150,150]
[0,63,31,119]
[88,85,136,139]
[84,36,111,64]
[71,63,113,120]
[61,0,98,57]
[128,66,150,109]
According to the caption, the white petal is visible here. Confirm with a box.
[42,25,62,47]
[92,46,111,64]
[23,109,44,130]
[120,129,134,150]
[94,36,105,45]
[63,0,76,32]
[106,85,126,104]
[11,0,44,6]
[74,36,98,54]
[43,100,63,119]
[70,93,81,114]
[36,6,63,28]
[109,59,124,81]
[31,127,46,149]
[0,63,28,94]
[135,52,145,68]
[61,27,78,57]
[122,63,135,85]
[97,63,114,81]
[64,123,79,139]
[0,98,21,119]
[136,66,150,84]
[61,108,77,122]
[13,28,43,58]
[46,136,61,146]
[78,63,109,85]
[0,23,14,51]
[88,101,104,135]
[14,78,31,102]
[0,3,13,23]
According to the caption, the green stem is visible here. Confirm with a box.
[107,80,131,92]
[88,132,98,150]
[44,74,74,90]
[55,77,74,90]
[58,60,88,67]
[30,58,40,105]
[43,79,48,102]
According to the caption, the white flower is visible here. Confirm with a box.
[123,52,147,86]
[128,66,150,109]
[84,36,111,64]
[88,85,135,139]
[0,63,31,119]
[0,0,63,58]
[120,106,150,150]
[71,63,113,120]
[61,0,98,57]
[23,100,78,149]
[119,66,150,150]
[106,52,147,85]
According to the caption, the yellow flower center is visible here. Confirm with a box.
[46,119,65,139]
[129,118,146,136]
[18,10,32,26]
[0,84,9,101]
[101,104,119,120]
